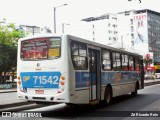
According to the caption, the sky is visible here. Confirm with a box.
[0,0,159,32]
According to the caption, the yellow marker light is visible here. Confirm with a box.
[61,75,65,80]
[18,76,20,80]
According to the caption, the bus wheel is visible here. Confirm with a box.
[131,84,138,97]
[35,101,52,105]
[65,103,74,106]
[104,87,112,106]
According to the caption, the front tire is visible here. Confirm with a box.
[131,84,138,96]
[104,87,112,106]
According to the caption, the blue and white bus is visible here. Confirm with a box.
[17,34,144,105]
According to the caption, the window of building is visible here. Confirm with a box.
[131,33,134,39]
[113,37,117,41]
[131,41,134,46]
[131,26,134,32]
[109,37,112,40]
[108,30,111,34]
[114,31,117,34]
[71,41,87,70]
[112,24,116,28]
[130,19,133,25]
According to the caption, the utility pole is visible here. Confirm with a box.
[54,4,68,33]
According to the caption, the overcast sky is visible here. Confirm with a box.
[0,0,159,32]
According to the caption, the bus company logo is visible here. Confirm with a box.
[37,63,40,67]
[23,76,30,82]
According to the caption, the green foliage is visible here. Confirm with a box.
[0,20,24,46]
[0,19,24,83]
[143,58,153,67]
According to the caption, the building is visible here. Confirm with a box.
[18,25,52,37]
[117,9,160,77]
[82,13,119,47]
[117,9,160,59]
[117,11,135,50]
[0,19,52,37]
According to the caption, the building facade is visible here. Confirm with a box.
[82,13,119,46]
[117,9,160,59]
[18,25,52,37]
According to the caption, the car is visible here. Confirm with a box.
[155,73,160,79]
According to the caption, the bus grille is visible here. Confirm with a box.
[32,97,46,100]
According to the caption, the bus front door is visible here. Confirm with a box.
[89,49,101,101]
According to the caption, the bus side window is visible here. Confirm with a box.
[102,49,111,70]
[129,56,134,71]
[122,54,129,71]
[112,52,121,71]
[71,42,87,70]
[135,57,140,71]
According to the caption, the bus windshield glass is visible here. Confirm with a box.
[21,37,61,60]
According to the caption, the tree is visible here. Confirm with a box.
[0,19,24,83]
[143,57,153,67]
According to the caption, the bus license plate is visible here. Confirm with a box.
[35,90,44,94]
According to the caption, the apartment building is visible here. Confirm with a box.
[82,13,119,46]
[117,9,160,59]
[18,25,52,37]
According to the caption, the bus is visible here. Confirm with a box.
[154,57,160,79]
[17,34,144,105]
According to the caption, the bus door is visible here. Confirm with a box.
[89,49,101,101]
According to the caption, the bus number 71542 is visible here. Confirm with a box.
[33,76,59,85]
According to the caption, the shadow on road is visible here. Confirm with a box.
[37,93,160,118]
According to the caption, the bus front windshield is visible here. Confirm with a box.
[21,37,61,60]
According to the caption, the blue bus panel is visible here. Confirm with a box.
[20,72,61,88]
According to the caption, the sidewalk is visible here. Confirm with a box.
[144,79,160,86]
[0,88,17,93]
[0,88,29,110]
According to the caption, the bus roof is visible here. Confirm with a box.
[19,34,62,41]
[67,34,143,58]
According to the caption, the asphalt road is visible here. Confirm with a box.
[0,92,24,106]
[31,84,160,120]
[2,84,159,120]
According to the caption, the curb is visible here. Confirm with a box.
[0,90,17,93]
[144,81,160,86]
[0,101,34,112]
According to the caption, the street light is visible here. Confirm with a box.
[62,23,70,33]
[121,36,124,49]
[54,4,68,33]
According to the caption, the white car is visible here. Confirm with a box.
[155,73,160,79]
